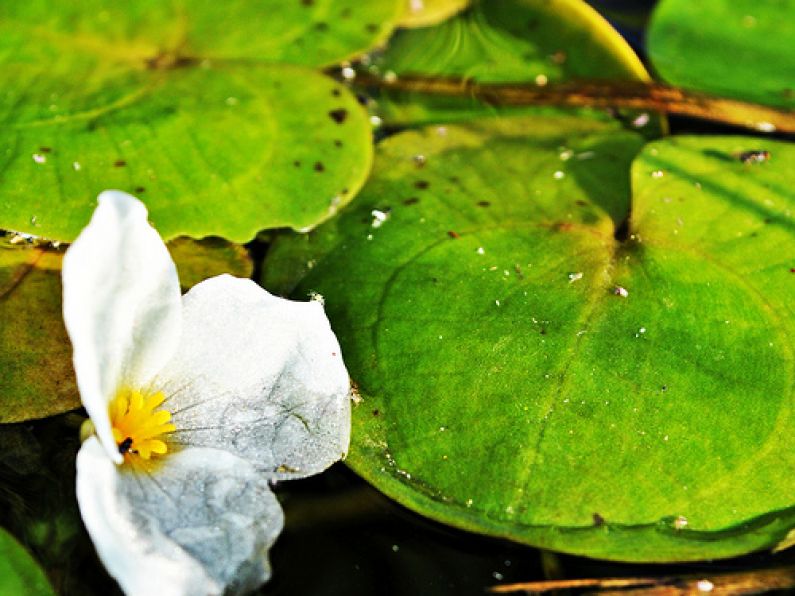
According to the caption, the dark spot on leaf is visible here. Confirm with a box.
[334,139,343,147]
[575,200,588,207]
[331,88,341,97]
[447,231,459,239]
[403,197,420,206]
[301,0,313,6]
[315,22,328,32]
[414,180,430,189]
[293,160,301,167]
[790,268,795,273]
[341,7,351,17]
[592,513,605,527]
[477,200,491,208]
[540,328,547,335]
[661,385,668,392]
[113,159,126,168]
[356,94,369,106]
[372,409,380,417]
[314,162,325,172]
[341,188,349,195]
[365,23,379,33]
[39,146,51,153]
[134,186,146,194]
[329,108,348,124]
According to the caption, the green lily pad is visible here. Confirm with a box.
[398,0,471,28]
[0,0,406,242]
[263,118,795,562]
[647,0,795,109]
[0,527,55,596]
[371,0,656,128]
[0,237,251,423]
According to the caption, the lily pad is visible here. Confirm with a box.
[647,0,795,109]
[0,0,406,242]
[262,118,795,562]
[0,237,251,423]
[0,527,55,596]
[399,0,471,28]
[371,0,656,128]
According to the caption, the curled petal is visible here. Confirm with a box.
[77,437,283,596]
[62,191,182,462]
[155,275,351,479]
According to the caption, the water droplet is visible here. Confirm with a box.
[568,271,583,283]
[632,113,650,128]
[697,579,714,593]
[371,209,389,228]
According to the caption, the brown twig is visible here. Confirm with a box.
[357,73,795,135]
[488,565,795,595]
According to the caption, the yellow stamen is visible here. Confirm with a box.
[108,388,175,462]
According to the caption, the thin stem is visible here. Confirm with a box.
[357,73,795,134]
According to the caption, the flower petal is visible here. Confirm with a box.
[62,191,182,463]
[154,275,351,479]
[77,437,283,596]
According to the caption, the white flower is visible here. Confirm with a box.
[62,191,351,596]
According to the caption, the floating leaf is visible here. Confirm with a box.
[371,0,656,128]
[0,527,55,596]
[0,0,406,242]
[0,238,250,422]
[263,118,795,561]
[648,0,795,110]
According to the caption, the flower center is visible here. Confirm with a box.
[109,389,175,461]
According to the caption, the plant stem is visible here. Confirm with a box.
[357,73,795,134]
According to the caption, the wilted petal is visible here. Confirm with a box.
[77,437,283,596]
[154,275,351,479]
[63,191,182,462]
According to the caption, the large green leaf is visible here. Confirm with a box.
[0,527,54,596]
[0,237,251,422]
[0,0,405,242]
[263,119,795,562]
[370,0,655,127]
[647,0,795,110]
[398,0,471,28]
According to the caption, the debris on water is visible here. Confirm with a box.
[370,115,382,128]
[492,572,504,581]
[559,149,573,161]
[568,272,583,283]
[32,153,46,164]
[391,544,400,553]
[413,154,426,167]
[738,150,770,164]
[549,50,567,64]
[383,70,397,83]
[613,286,629,298]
